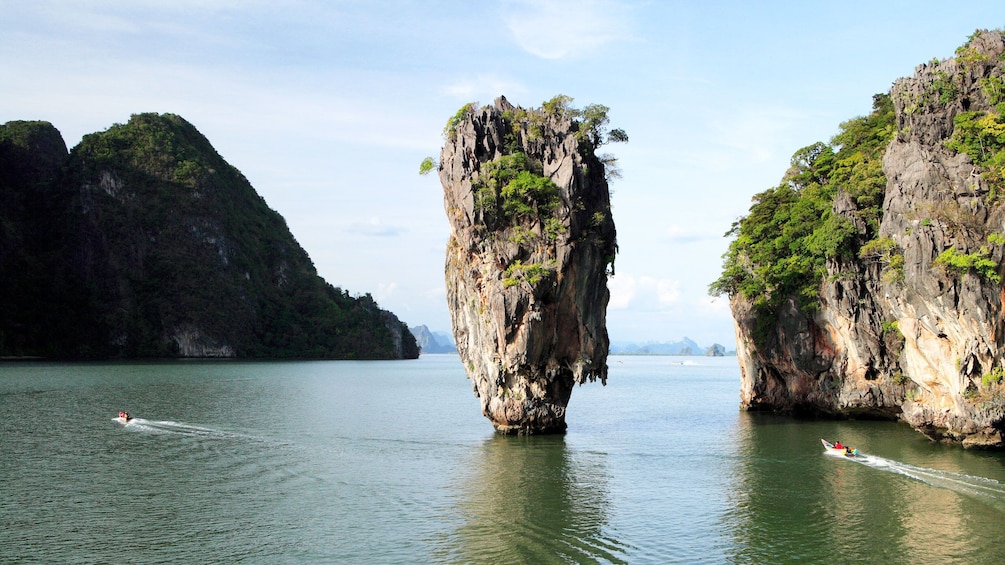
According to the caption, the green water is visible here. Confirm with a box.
[2,356,1004,563]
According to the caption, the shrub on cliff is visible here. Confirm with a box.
[945,109,1005,200]
[710,94,895,317]
[425,95,624,277]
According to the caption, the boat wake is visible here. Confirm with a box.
[112,417,240,438]
[844,452,1005,508]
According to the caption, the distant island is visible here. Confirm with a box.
[610,337,733,356]
[0,114,418,360]
[411,328,733,358]
[409,325,456,354]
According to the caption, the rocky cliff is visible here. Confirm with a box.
[723,30,1005,448]
[0,114,418,360]
[0,121,71,354]
[438,96,619,434]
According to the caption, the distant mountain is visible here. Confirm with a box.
[610,337,733,356]
[0,114,418,359]
[410,325,456,354]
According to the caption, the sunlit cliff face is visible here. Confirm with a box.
[438,96,617,434]
[730,30,1005,448]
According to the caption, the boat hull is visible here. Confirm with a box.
[820,438,858,457]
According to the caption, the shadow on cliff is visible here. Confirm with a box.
[436,434,628,563]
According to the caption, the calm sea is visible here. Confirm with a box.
[2,355,1004,564]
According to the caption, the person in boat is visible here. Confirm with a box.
[118,411,132,421]
[834,441,844,449]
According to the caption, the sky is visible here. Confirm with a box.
[3,1,1002,349]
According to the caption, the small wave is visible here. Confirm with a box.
[829,449,1005,508]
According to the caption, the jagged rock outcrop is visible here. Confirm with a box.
[0,114,418,360]
[439,96,618,434]
[729,30,1005,448]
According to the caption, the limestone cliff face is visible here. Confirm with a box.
[439,96,617,434]
[732,30,1005,448]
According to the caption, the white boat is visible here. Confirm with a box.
[821,438,858,457]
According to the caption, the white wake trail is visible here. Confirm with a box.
[115,418,245,438]
[843,452,1005,506]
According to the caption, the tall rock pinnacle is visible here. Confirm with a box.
[438,95,620,434]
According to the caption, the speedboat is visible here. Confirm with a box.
[113,412,134,425]
[821,438,858,457]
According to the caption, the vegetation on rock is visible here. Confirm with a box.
[483,95,623,276]
[0,114,418,359]
[439,94,622,433]
[709,94,896,318]
[430,95,624,279]
[933,243,1002,284]
[501,259,556,289]
[715,29,1005,447]
[472,152,560,229]
[946,109,1005,201]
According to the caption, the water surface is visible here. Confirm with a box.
[2,356,1004,563]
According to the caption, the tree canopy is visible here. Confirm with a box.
[710,94,896,316]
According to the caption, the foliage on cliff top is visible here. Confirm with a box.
[424,94,627,179]
[433,95,622,276]
[504,96,622,272]
[443,102,478,140]
[537,94,629,148]
[709,93,895,315]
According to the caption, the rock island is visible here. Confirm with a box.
[436,95,623,434]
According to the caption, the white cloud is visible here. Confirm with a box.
[663,225,714,244]
[502,0,631,59]
[702,294,733,317]
[375,282,398,303]
[607,274,681,310]
[656,279,681,305]
[607,273,637,309]
[346,218,407,237]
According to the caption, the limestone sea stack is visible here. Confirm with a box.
[437,96,621,434]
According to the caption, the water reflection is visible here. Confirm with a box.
[723,413,1005,564]
[439,434,627,564]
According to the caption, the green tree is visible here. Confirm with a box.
[419,156,437,175]
[710,94,896,325]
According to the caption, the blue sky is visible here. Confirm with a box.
[3,1,1002,348]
